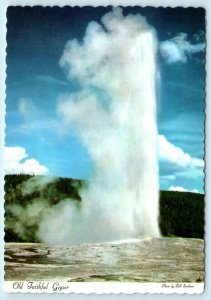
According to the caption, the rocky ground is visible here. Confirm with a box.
[4,237,204,282]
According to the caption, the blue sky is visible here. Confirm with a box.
[5,7,205,193]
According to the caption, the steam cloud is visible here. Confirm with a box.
[7,8,160,245]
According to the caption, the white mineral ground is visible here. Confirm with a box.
[5,237,204,282]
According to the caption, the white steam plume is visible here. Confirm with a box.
[39,7,160,244]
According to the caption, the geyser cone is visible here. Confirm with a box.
[39,8,160,245]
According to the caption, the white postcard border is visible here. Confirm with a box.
[3,281,205,294]
[1,0,211,298]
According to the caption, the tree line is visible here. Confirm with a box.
[4,174,204,242]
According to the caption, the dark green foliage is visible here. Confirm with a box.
[4,174,84,206]
[159,191,204,239]
[4,175,204,242]
[4,174,31,205]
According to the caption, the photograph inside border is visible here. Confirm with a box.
[4,6,205,284]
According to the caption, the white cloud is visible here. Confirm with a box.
[3,146,48,175]
[18,98,40,121]
[159,134,204,192]
[161,175,176,181]
[160,40,185,63]
[17,98,60,135]
[168,186,200,194]
[160,32,205,64]
[158,134,204,169]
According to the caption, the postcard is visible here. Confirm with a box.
[2,1,206,294]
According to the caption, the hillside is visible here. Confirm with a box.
[4,175,204,242]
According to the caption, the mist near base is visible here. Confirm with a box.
[8,8,160,245]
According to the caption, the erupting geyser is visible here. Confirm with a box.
[39,7,160,244]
